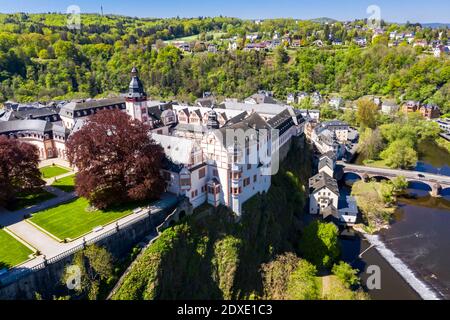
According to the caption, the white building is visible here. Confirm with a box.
[121,71,306,217]
[311,92,324,107]
[309,172,339,214]
[0,120,69,160]
[60,98,126,130]
[244,91,277,105]
[329,96,344,109]
[310,120,349,159]
[337,196,358,225]
[381,100,399,115]
[318,153,336,178]
[435,118,450,134]
[207,44,218,53]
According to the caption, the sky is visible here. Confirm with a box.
[0,0,449,23]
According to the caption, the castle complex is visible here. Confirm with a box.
[0,68,307,216]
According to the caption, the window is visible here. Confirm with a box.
[157,129,163,134]
[199,168,206,179]
[232,172,242,180]
[191,190,198,198]
[231,187,241,195]
[213,169,218,177]
[253,175,257,182]
[243,177,251,187]
[180,178,191,186]
[247,163,251,170]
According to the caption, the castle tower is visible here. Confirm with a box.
[125,67,148,123]
[206,106,220,130]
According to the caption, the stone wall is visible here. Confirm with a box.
[0,199,190,300]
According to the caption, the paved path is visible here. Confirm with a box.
[43,171,76,186]
[38,159,72,169]
[7,221,62,256]
[44,185,69,198]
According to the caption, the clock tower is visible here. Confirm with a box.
[125,67,148,123]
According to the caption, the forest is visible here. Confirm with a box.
[0,13,449,114]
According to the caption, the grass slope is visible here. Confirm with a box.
[0,229,33,269]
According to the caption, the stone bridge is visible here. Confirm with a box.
[339,162,450,197]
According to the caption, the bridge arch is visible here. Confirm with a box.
[369,175,392,182]
[441,187,450,197]
[342,172,362,186]
[407,180,433,192]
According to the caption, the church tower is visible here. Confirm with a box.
[125,67,148,123]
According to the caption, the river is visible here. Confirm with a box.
[344,140,450,300]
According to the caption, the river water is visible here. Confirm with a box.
[345,140,450,300]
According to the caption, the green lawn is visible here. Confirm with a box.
[165,31,226,44]
[165,34,199,43]
[0,229,33,269]
[7,189,56,211]
[40,165,71,178]
[362,159,390,169]
[29,198,138,240]
[51,174,76,193]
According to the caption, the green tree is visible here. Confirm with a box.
[286,260,319,300]
[357,128,384,160]
[274,45,289,68]
[356,99,379,129]
[332,261,360,288]
[390,176,408,195]
[380,139,418,169]
[62,245,114,300]
[351,180,395,230]
[299,221,340,269]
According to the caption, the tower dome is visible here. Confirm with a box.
[126,67,147,101]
